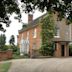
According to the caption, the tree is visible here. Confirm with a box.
[0,0,20,32]
[1,0,72,32]
[21,0,72,24]
[40,13,55,56]
[0,34,6,51]
[22,23,27,29]
[9,35,19,54]
[9,35,15,46]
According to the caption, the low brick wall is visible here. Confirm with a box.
[0,50,13,61]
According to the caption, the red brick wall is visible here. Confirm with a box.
[54,42,61,57]
[54,42,69,57]
[0,50,12,61]
[18,25,41,56]
[29,25,41,56]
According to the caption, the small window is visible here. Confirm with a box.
[54,27,60,38]
[66,25,69,35]
[32,28,37,38]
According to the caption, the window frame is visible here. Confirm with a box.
[54,27,60,38]
[32,28,37,38]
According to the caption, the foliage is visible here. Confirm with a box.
[12,54,21,59]
[1,0,72,31]
[0,62,11,72]
[40,13,55,56]
[12,46,29,59]
[11,45,20,59]
[4,45,12,49]
[0,45,13,51]
[2,45,8,51]
[22,24,27,29]
[0,0,20,32]
[21,0,72,24]
[0,34,6,51]
[11,46,20,54]
[9,35,15,46]
[1,0,72,32]
[40,43,54,56]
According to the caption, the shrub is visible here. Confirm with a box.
[0,45,11,51]
[10,46,20,55]
[39,43,54,56]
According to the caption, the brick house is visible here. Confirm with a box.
[17,13,72,57]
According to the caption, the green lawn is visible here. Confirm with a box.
[0,62,11,72]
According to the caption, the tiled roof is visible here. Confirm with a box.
[19,13,47,33]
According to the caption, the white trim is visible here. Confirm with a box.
[54,36,60,38]
[33,28,37,38]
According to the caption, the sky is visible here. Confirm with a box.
[0,10,46,45]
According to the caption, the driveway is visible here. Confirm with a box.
[8,58,72,72]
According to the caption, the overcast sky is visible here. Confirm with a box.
[0,10,46,45]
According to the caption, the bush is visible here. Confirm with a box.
[0,45,11,51]
[10,45,29,59]
[39,43,54,56]
[10,46,20,55]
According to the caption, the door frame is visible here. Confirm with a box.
[61,45,65,56]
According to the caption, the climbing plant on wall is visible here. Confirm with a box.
[40,13,55,56]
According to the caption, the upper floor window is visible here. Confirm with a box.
[32,28,37,38]
[54,27,60,38]
[66,25,69,35]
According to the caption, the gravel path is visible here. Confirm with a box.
[8,58,72,72]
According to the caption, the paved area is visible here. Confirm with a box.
[7,58,72,72]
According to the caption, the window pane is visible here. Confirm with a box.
[54,27,60,37]
[33,28,37,38]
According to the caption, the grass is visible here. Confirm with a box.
[12,53,29,59]
[0,62,11,72]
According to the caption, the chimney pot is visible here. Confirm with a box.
[28,14,33,23]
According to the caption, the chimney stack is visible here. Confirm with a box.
[28,14,33,23]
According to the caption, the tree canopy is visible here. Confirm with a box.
[1,0,72,32]
[0,0,20,32]
[21,0,72,24]
[9,35,15,46]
